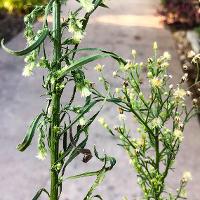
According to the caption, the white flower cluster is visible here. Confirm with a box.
[80,0,94,12]
[68,14,85,44]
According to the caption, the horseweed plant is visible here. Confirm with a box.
[1,0,127,199]
[97,43,199,199]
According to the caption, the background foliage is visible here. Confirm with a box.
[160,0,200,28]
[0,0,47,13]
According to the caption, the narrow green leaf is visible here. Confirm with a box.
[99,3,109,8]
[57,54,110,79]
[84,170,106,200]
[62,47,127,65]
[1,28,49,56]
[32,188,49,200]
[67,170,100,179]
[17,113,43,152]
[63,146,116,199]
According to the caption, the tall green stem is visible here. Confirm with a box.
[155,128,160,200]
[50,1,61,200]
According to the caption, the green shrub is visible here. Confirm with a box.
[0,0,47,13]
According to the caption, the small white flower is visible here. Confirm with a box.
[174,116,180,123]
[169,84,173,89]
[98,77,103,82]
[94,64,104,72]
[98,117,105,125]
[183,64,188,70]
[186,90,192,96]
[112,71,117,77]
[182,171,192,183]
[136,138,145,147]
[68,15,83,33]
[163,127,171,135]
[192,54,200,64]
[79,117,86,126]
[174,129,184,141]
[22,64,34,77]
[163,51,171,61]
[173,88,186,102]
[113,125,119,130]
[73,31,85,43]
[187,50,195,58]
[150,77,163,88]
[178,123,184,129]
[193,98,198,105]
[151,117,162,128]
[80,0,94,12]
[181,73,188,82]
[124,60,134,71]
[140,62,143,67]
[36,149,47,160]
[98,117,109,128]
[161,62,169,68]
[115,88,121,94]
[81,86,91,97]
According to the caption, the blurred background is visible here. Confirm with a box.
[0,0,200,199]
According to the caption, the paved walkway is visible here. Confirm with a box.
[0,0,200,199]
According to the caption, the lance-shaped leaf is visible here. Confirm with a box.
[84,169,106,200]
[56,54,111,79]
[66,147,116,199]
[32,188,49,200]
[83,153,116,199]
[66,151,116,180]
[1,28,49,56]
[17,113,43,152]
[61,47,127,66]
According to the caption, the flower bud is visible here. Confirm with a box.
[153,41,158,50]
[132,49,137,57]
[113,71,117,77]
